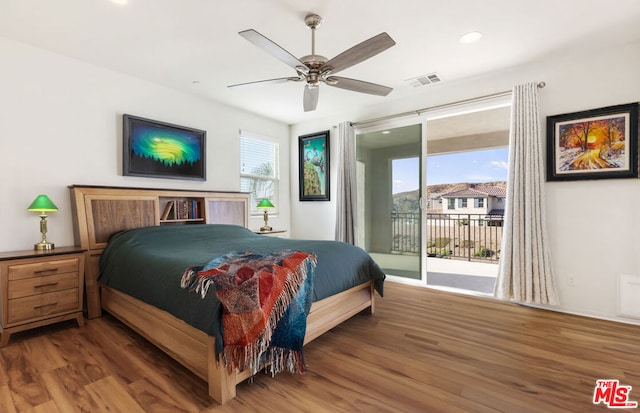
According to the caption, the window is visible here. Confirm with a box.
[475,198,484,208]
[459,198,467,208]
[447,198,455,210]
[240,131,279,216]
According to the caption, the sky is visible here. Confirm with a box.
[392,147,509,194]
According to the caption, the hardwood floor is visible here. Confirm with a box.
[1,282,639,412]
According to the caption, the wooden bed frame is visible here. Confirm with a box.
[69,185,375,404]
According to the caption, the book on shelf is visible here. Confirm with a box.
[190,199,200,219]
[161,198,202,221]
[161,201,175,220]
[182,200,188,219]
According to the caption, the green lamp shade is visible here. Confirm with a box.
[27,195,58,212]
[256,198,275,209]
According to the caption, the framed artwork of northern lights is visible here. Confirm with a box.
[123,114,206,181]
[299,130,330,201]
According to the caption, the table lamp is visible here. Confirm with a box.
[257,198,275,232]
[27,194,58,250]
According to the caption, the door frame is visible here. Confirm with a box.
[355,116,428,285]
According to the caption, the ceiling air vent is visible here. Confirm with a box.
[406,73,441,88]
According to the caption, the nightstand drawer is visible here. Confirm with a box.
[8,272,79,299]
[7,258,79,281]
[8,288,79,325]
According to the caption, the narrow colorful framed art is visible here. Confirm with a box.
[299,130,330,201]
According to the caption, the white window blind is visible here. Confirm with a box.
[240,131,279,216]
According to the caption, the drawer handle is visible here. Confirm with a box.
[33,302,58,310]
[34,282,59,288]
[34,268,59,274]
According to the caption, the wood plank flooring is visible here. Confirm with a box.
[1,282,639,412]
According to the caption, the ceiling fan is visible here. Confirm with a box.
[228,14,396,112]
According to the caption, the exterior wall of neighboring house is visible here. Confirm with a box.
[487,196,505,214]
[444,195,492,215]
[442,187,506,216]
[427,194,444,212]
[440,187,506,229]
[445,197,456,212]
[473,197,489,214]
[454,197,484,214]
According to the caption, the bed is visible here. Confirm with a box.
[69,185,385,404]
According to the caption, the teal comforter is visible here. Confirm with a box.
[99,224,385,337]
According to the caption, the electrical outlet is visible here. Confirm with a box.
[567,275,575,286]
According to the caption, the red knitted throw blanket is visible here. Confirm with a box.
[181,250,316,376]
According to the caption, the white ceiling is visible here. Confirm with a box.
[2,0,640,125]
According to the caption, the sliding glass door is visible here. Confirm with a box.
[355,102,511,293]
[422,106,510,293]
[355,122,425,281]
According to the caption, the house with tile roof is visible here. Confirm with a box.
[440,186,506,223]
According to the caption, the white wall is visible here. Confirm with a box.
[290,39,640,325]
[0,37,290,251]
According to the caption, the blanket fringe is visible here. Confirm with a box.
[265,346,305,376]
[179,265,217,299]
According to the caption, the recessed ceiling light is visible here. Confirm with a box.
[192,80,200,85]
[459,31,482,44]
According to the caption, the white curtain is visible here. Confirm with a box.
[494,82,559,305]
[335,121,357,244]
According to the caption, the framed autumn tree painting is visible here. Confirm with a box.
[546,102,638,181]
[299,130,330,201]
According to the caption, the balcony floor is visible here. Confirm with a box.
[369,253,498,295]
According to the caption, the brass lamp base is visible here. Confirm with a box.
[260,209,272,232]
[34,241,54,250]
[34,214,54,250]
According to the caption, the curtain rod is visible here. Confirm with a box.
[350,81,546,128]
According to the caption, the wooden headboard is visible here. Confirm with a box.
[69,185,250,318]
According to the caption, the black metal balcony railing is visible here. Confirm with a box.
[391,212,503,262]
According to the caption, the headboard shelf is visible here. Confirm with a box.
[69,185,250,318]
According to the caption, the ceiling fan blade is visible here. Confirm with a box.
[228,77,301,88]
[322,32,395,75]
[303,85,319,112]
[326,76,393,96]
[239,29,307,72]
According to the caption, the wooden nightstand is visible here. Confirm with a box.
[254,229,288,237]
[0,246,85,347]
